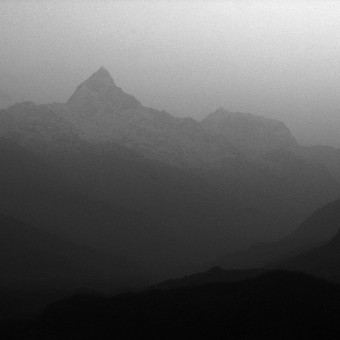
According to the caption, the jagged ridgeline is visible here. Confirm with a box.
[0,67,340,284]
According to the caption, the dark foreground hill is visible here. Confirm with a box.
[5,271,340,339]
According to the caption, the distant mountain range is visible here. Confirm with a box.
[1,67,340,284]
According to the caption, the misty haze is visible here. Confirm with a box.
[2,1,340,339]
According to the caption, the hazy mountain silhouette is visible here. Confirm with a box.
[52,67,340,239]
[0,67,340,281]
[2,66,340,338]
[51,67,238,167]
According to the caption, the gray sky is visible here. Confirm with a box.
[1,0,340,146]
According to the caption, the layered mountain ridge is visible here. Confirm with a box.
[52,68,239,167]
[0,67,320,168]
[1,66,340,283]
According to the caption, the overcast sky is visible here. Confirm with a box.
[1,0,340,146]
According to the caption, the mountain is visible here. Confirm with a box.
[286,198,340,246]
[201,108,298,155]
[37,141,274,275]
[2,91,336,240]
[198,148,340,241]
[211,198,340,271]
[275,199,340,282]
[62,66,142,140]
[55,68,340,235]
[50,67,239,167]
[0,137,180,279]
[67,66,142,115]
[2,67,340,338]
[42,134,340,272]
[0,213,143,291]
[0,67,339,281]
[200,108,340,229]
[0,137,265,279]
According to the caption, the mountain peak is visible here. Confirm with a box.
[82,66,116,91]
[67,67,118,104]
[91,66,113,80]
[66,67,141,116]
